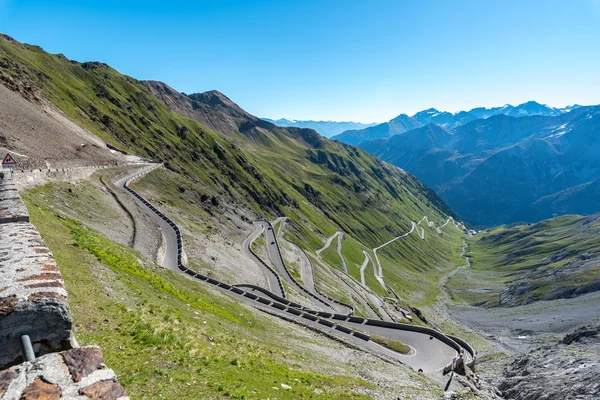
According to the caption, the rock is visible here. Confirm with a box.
[79,379,126,399]
[281,383,292,390]
[0,347,127,399]
[0,368,17,397]
[62,347,105,382]
[20,377,62,400]
[560,324,600,345]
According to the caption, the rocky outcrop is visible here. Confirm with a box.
[498,324,600,399]
[441,354,503,399]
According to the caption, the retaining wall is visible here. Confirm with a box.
[0,180,73,368]
[0,175,127,398]
[11,162,139,189]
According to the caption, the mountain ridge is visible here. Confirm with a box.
[360,106,600,226]
[263,117,377,138]
[331,101,582,145]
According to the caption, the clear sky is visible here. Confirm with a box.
[1,0,599,122]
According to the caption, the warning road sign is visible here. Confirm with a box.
[2,153,18,169]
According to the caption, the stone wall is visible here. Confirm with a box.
[0,347,127,400]
[0,179,73,369]
[0,175,128,399]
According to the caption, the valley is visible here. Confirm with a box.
[1,28,598,400]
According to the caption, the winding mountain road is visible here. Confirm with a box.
[316,231,349,276]
[115,165,473,373]
[372,216,463,290]
[115,164,179,272]
[242,222,285,297]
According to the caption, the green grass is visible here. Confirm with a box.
[375,223,465,309]
[22,187,375,400]
[370,336,411,354]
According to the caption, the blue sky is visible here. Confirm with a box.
[1,0,599,122]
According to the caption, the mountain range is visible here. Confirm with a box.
[262,118,377,138]
[332,101,580,145]
[358,107,600,226]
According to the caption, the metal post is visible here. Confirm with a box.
[20,335,35,361]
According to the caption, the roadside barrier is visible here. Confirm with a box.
[270,222,355,315]
[122,164,475,363]
[352,331,371,341]
[365,319,463,354]
[233,284,301,308]
[447,334,476,359]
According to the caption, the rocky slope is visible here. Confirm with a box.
[498,324,600,400]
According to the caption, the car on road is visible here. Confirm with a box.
[271,241,275,244]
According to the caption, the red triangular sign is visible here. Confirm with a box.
[2,153,18,166]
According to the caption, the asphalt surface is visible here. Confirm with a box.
[343,320,458,371]
[259,220,345,313]
[241,222,285,297]
[117,166,466,373]
[115,164,179,272]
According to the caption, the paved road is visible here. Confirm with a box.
[359,250,372,286]
[241,222,285,298]
[336,232,348,274]
[343,320,458,371]
[117,166,469,373]
[316,231,342,257]
[114,164,179,272]
[258,220,344,312]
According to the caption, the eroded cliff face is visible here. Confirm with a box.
[498,324,600,400]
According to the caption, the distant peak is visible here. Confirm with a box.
[391,113,412,121]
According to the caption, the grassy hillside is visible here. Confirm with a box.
[448,215,600,307]
[21,172,445,399]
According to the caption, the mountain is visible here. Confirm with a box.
[332,101,580,145]
[331,113,423,146]
[361,108,600,226]
[505,100,563,117]
[0,31,461,267]
[262,118,377,138]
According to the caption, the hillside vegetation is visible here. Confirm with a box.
[0,33,455,249]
